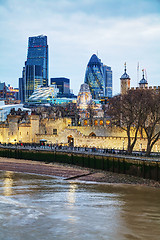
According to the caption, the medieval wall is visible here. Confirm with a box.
[0,115,160,152]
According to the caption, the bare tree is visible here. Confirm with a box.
[141,90,160,156]
[107,89,150,154]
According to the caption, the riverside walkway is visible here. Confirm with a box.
[1,144,160,163]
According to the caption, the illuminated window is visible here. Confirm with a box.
[84,120,88,125]
[100,120,103,125]
[106,120,110,125]
[94,120,98,126]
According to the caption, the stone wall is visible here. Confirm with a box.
[0,115,160,152]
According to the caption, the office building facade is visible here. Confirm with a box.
[19,35,48,102]
[103,65,112,98]
[84,54,112,99]
[50,77,70,97]
[27,35,48,86]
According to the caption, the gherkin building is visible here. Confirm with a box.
[84,54,104,99]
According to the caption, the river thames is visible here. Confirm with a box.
[0,170,160,240]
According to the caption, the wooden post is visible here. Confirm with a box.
[143,161,145,179]
[112,158,115,172]
[123,159,126,174]
[156,162,159,181]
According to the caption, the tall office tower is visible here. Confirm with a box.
[103,65,112,98]
[84,54,112,99]
[50,77,70,97]
[18,67,25,103]
[24,35,48,101]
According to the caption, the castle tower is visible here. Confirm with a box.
[139,69,148,88]
[120,63,130,95]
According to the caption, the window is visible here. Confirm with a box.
[106,120,110,125]
[27,132,28,135]
[94,120,98,126]
[84,120,88,126]
[53,129,57,135]
[100,120,103,125]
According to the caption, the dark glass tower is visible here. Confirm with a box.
[27,35,48,86]
[84,54,112,99]
[24,35,48,101]
[103,65,112,98]
[50,77,70,96]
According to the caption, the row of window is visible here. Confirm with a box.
[7,132,29,136]
[83,120,110,126]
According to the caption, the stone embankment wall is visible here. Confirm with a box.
[0,148,159,181]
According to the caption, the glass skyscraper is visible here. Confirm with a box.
[103,65,112,98]
[27,35,48,86]
[19,35,48,102]
[84,54,112,99]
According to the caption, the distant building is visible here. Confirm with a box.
[27,35,48,86]
[28,85,59,103]
[19,67,25,103]
[50,77,70,96]
[84,54,112,99]
[0,82,6,99]
[0,82,19,104]
[0,101,31,122]
[77,83,92,110]
[103,65,112,98]
[19,35,48,102]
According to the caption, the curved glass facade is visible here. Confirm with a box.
[84,54,104,99]
[84,54,112,99]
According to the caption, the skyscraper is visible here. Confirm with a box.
[18,67,25,103]
[27,35,48,86]
[84,54,112,99]
[19,35,48,102]
[103,65,112,98]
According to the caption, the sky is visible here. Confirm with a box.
[0,0,160,95]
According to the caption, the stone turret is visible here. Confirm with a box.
[139,69,148,88]
[120,63,130,95]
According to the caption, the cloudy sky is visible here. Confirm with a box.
[0,0,160,95]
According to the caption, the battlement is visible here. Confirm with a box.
[130,86,160,91]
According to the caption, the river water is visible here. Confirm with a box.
[0,171,160,240]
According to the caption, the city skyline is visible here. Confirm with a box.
[0,0,160,95]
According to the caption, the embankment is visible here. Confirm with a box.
[0,147,159,182]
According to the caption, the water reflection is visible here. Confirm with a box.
[66,182,78,224]
[2,171,14,196]
[67,182,78,205]
[0,171,160,240]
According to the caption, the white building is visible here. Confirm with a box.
[0,101,31,122]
